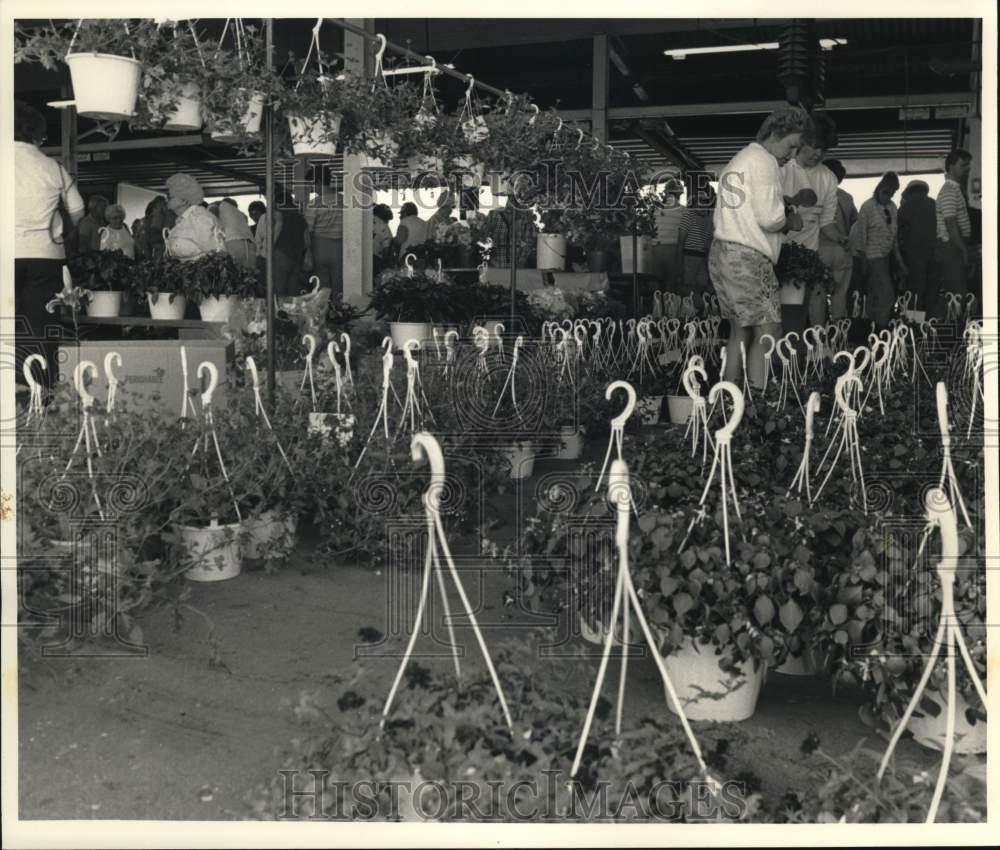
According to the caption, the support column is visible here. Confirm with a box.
[60,84,77,180]
[342,18,374,306]
[591,33,609,142]
[966,18,982,210]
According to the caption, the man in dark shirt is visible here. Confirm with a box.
[897,180,938,312]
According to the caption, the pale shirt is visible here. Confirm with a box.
[854,198,898,260]
[654,203,686,245]
[935,178,971,242]
[164,205,227,261]
[14,141,85,259]
[780,159,838,252]
[304,196,343,240]
[99,225,135,258]
[713,141,787,263]
[217,203,254,242]
[396,215,430,254]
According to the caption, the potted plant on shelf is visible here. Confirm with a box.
[370,267,455,349]
[534,195,570,271]
[560,205,617,273]
[617,184,659,275]
[186,252,259,322]
[131,255,189,320]
[15,18,157,120]
[65,250,136,318]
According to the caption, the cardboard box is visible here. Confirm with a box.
[57,339,231,415]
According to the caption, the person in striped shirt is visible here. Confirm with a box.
[933,149,973,316]
[673,185,715,310]
[852,172,906,326]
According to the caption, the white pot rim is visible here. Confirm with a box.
[66,51,143,68]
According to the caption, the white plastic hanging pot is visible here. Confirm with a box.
[620,235,653,274]
[176,520,243,582]
[390,322,431,351]
[666,394,694,425]
[663,638,765,722]
[556,426,584,460]
[147,292,187,320]
[288,113,342,156]
[779,283,807,306]
[907,689,986,755]
[86,291,122,318]
[243,510,299,560]
[536,234,567,270]
[198,295,239,323]
[210,89,265,142]
[506,441,536,480]
[408,153,444,176]
[65,52,142,120]
[162,82,204,131]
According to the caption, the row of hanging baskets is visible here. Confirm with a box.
[16,18,642,180]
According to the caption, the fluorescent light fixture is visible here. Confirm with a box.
[664,38,845,60]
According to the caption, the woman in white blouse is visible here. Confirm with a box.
[710,105,811,388]
[14,100,84,389]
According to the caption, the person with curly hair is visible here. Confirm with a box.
[163,172,227,261]
[710,104,810,389]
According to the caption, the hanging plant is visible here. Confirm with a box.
[200,19,277,144]
[15,18,159,67]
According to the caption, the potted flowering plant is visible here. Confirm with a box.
[775,241,835,307]
[130,255,190,320]
[393,79,450,178]
[426,220,476,268]
[185,253,259,322]
[343,79,417,167]
[132,21,211,132]
[66,250,136,318]
[200,23,275,144]
[274,61,349,156]
[370,267,456,349]
[534,193,570,271]
[631,506,780,721]
[15,18,157,120]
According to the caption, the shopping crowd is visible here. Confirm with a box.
[14,96,980,395]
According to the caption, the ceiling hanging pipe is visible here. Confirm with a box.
[777,20,823,110]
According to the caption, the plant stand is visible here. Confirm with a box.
[380,433,513,730]
[570,459,714,783]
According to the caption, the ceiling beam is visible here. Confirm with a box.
[41,135,206,155]
[555,91,974,121]
[630,122,703,172]
[377,18,793,52]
